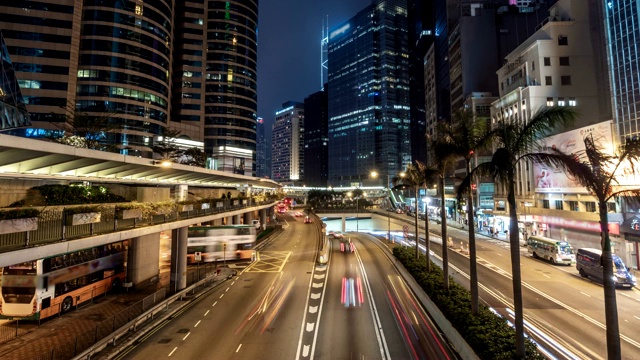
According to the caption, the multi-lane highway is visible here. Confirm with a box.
[414,221,640,360]
[115,212,457,360]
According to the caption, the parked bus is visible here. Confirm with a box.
[0,241,127,320]
[527,235,575,265]
[187,225,256,263]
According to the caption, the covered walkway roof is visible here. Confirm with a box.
[0,134,280,189]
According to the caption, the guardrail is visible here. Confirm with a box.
[72,269,234,360]
[0,200,278,254]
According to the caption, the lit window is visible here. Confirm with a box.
[546,97,554,106]
[135,5,143,15]
[557,97,565,106]
[568,97,576,106]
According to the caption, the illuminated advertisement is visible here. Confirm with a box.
[535,121,614,193]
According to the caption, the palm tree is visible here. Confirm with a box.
[437,109,494,315]
[544,134,640,360]
[414,161,439,271]
[392,163,423,260]
[464,106,577,358]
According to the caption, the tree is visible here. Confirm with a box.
[152,128,182,161]
[544,134,640,360]
[178,147,207,167]
[464,106,577,358]
[392,163,423,260]
[414,161,439,271]
[48,102,122,151]
[438,109,495,315]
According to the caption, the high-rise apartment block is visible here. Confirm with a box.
[271,101,304,184]
[327,0,411,187]
[0,0,259,175]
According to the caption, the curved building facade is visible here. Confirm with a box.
[77,0,173,156]
[204,0,258,175]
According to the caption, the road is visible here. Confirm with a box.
[404,217,640,360]
[116,213,457,360]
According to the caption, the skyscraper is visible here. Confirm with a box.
[304,88,329,187]
[255,117,270,178]
[604,0,640,142]
[0,30,29,131]
[204,1,259,176]
[271,101,304,183]
[327,0,411,187]
[0,1,260,175]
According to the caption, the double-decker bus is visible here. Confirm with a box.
[0,241,127,320]
[276,201,287,213]
[187,225,256,263]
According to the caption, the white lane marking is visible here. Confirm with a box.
[302,345,310,357]
[314,274,325,279]
[306,322,315,332]
[580,292,591,298]
[212,301,217,307]
[542,274,551,279]
[182,332,190,341]
[220,294,224,299]
[194,320,201,327]
[204,310,210,316]
[495,253,502,256]
[310,293,321,300]
[236,344,243,353]
[231,281,235,285]
[634,316,640,321]
[168,347,178,356]
[315,266,325,272]
[309,306,318,314]
[226,287,230,292]
[312,282,323,288]
[354,244,391,359]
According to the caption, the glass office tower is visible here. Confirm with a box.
[204,0,259,176]
[604,0,640,142]
[327,0,411,187]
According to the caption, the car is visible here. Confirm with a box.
[294,212,304,217]
[304,216,312,224]
[395,208,404,214]
[330,231,344,239]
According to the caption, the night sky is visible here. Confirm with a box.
[257,0,371,127]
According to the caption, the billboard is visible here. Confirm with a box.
[534,121,614,193]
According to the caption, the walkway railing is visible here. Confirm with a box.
[0,200,277,254]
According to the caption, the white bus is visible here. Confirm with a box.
[527,235,575,265]
[187,225,256,263]
[0,241,127,320]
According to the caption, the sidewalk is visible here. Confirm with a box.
[0,267,235,360]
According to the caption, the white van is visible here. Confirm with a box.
[576,248,636,288]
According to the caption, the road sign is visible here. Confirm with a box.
[403,225,409,238]
[194,252,202,261]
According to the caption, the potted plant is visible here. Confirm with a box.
[0,208,40,234]
[65,205,102,226]
[152,200,176,216]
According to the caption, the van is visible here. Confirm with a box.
[576,248,636,288]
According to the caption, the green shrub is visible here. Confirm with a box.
[393,246,544,360]
[29,184,126,205]
[64,205,102,215]
[0,208,40,220]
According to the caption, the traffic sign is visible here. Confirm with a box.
[194,252,202,261]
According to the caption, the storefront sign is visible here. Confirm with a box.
[621,216,640,234]
[532,215,620,235]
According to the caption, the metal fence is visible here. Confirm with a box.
[0,200,276,253]
[30,289,166,360]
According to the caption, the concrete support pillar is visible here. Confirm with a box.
[127,233,160,288]
[243,212,252,225]
[213,218,223,226]
[225,216,233,225]
[170,227,188,292]
[233,214,242,224]
[341,215,346,232]
[175,185,188,201]
[260,209,267,230]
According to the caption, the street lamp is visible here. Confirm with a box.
[371,171,392,242]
